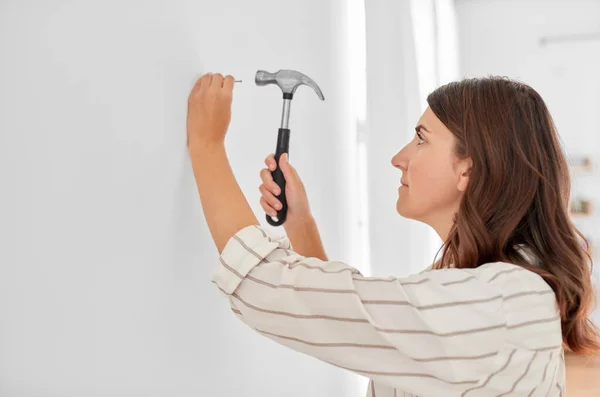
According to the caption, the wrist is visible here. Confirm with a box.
[284,214,315,231]
[189,141,226,160]
[284,216,327,261]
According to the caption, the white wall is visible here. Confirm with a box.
[455,0,600,323]
[0,1,365,396]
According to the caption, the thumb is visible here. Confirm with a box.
[279,153,296,183]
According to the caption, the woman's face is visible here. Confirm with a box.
[391,107,471,238]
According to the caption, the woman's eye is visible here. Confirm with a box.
[416,131,425,146]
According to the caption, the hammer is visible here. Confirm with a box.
[255,69,325,226]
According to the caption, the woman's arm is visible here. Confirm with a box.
[189,144,258,254]
[189,141,327,261]
[209,224,560,396]
[284,216,328,261]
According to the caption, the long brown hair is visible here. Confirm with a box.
[427,76,600,356]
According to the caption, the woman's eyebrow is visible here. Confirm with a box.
[415,124,432,134]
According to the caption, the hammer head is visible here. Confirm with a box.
[255,69,325,100]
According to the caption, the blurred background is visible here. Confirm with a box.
[0,0,598,396]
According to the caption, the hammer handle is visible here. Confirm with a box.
[266,128,290,226]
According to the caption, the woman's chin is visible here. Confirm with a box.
[397,199,426,222]
[396,200,413,219]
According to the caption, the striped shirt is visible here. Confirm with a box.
[211,224,566,397]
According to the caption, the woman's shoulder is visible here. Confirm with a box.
[421,260,554,294]
[474,261,553,291]
[420,244,550,291]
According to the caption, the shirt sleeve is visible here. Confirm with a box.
[210,224,509,396]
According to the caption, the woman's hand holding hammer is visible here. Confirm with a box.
[259,153,311,223]
[259,153,328,261]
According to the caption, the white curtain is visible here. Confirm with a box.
[363,0,459,276]
[410,0,460,262]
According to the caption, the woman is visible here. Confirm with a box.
[188,74,600,397]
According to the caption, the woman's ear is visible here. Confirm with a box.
[456,157,472,192]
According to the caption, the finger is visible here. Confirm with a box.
[260,168,273,183]
[281,154,304,188]
[260,197,278,217]
[279,153,295,181]
[190,74,203,92]
[210,73,224,90]
[223,75,235,90]
[260,169,281,195]
[288,162,301,183]
[260,185,282,210]
[283,153,300,178]
[190,73,211,96]
[265,153,276,170]
[200,73,212,90]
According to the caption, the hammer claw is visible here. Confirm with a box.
[255,69,325,100]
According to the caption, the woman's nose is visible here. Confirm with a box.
[391,145,409,171]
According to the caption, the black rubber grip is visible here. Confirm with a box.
[266,128,290,226]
